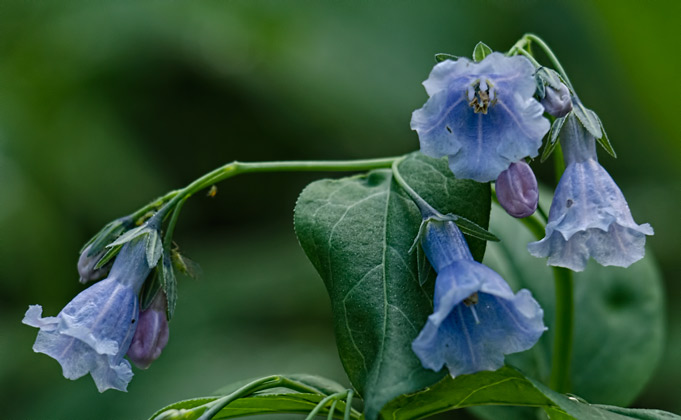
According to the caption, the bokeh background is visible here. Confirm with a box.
[1,1,679,419]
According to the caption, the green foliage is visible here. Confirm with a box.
[149,375,353,420]
[472,42,493,62]
[150,393,348,420]
[294,152,491,419]
[381,366,680,420]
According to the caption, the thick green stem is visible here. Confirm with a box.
[550,266,574,393]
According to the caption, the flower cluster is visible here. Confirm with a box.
[412,214,546,377]
[23,222,171,391]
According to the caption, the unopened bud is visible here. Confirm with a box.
[496,161,538,218]
[127,292,169,369]
[77,245,111,284]
[541,82,572,118]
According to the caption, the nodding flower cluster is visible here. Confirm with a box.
[409,48,651,375]
[23,222,170,392]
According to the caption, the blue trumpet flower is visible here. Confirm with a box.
[23,238,152,392]
[411,52,550,182]
[412,217,545,377]
[527,115,653,271]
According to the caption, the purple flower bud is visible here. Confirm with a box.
[541,82,572,118]
[495,161,538,218]
[78,245,111,284]
[127,292,169,370]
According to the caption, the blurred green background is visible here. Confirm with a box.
[1,1,679,419]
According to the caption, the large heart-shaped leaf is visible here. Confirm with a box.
[294,152,491,419]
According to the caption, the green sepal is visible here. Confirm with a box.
[434,53,458,63]
[540,116,567,163]
[160,251,178,320]
[594,114,617,158]
[572,100,602,139]
[139,269,162,311]
[409,214,498,256]
[572,101,617,158]
[93,244,122,269]
[146,230,163,268]
[107,224,152,248]
[80,216,133,256]
[472,41,493,62]
[416,242,436,287]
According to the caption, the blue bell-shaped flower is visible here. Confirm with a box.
[23,237,153,392]
[413,216,546,376]
[527,114,653,271]
[411,52,550,182]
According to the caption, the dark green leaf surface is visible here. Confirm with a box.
[294,152,490,419]
[482,200,665,407]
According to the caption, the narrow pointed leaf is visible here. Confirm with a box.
[572,101,602,138]
[595,115,617,158]
[541,116,567,162]
[434,53,458,63]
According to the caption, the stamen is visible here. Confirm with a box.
[463,292,481,325]
[470,305,481,325]
[467,79,496,114]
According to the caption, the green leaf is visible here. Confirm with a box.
[472,41,493,62]
[294,152,490,420]
[449,215,499,242]
[481,200,664,409]
[107,224,150,247]
[541,116,567,163]
[434,53,458,63]
[93,243,122,269]
[139,267,162,310]
[149,393,349,420]
[380,366,680,420]
[160,251,178,320]
[572,100,602,139]
[595,114,618,158]
[146,229,163,268]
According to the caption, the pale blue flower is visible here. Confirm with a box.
[23,238,152,392]
[411,52,550,182]
[413,219,545,376]
[527,115,653,271]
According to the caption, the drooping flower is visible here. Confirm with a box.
[412,217,546,377]
[23,237,152,392]
[411,52,550,182]
[495,160,538,218]
[527,114,653,271]
[127,291,169,370]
